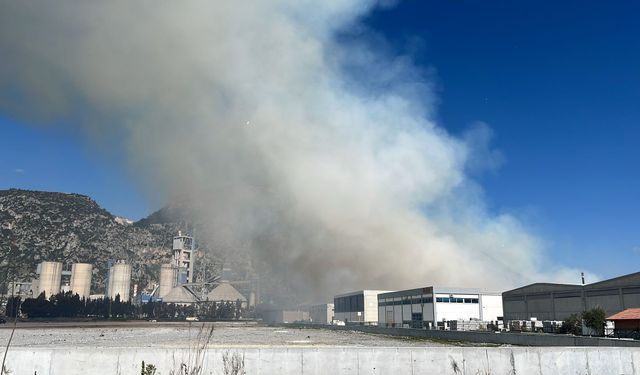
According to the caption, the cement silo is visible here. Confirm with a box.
[159,263,178,298]
[37,261,62,298]
[108,261,132,301]
[70,263,92,299]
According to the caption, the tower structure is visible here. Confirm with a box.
[70,263,93,299]
[159,263,178,298]
[173,231,195,284]
[107,260,132,301]
[35,261,63,298]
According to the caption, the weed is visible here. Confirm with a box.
[140,361,157,375]
[222,352,245,375]
[170,324,215,375]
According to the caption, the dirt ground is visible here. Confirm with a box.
[0,321,450,348]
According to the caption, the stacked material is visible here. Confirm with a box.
[449,320,485,331]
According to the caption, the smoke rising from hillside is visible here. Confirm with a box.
[0,1,584,298]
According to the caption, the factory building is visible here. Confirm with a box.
[161,285,199,305]
[378,287,503,328]
[261,309,310,324]
[305,303,334,324]
[107,260,132,301]
[3,281,32,298]
[207,283,247,307]
[173,231,195,284]
[334,290,390,324]
[502,271,640,321]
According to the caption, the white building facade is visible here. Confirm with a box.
[378,287,503,329]
[334,290,390,324]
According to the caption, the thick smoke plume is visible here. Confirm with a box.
[0,1,583,299]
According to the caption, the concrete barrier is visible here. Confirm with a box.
[291,324,640,347]
[4,346,640,374]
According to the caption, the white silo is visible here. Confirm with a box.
[159,263,178,298]
[70,263,92,299]
[108,261,132,301]
[37,261,63,298]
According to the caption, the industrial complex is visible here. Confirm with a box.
[14,231,251,310]
[6,228,640,341]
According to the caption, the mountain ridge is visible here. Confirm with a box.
[0,188,296,305]
[0,188,193,294]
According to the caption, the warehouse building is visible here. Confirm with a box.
[261,309,310,324]
[206,283,248,307]
[502,271,640,321]
[304,303,334,324]
[334,290,390,324]
[378,286,503,328]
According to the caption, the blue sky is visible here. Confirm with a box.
[1,1,639,279]
[362,1,640,279]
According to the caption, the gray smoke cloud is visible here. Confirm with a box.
[0,1,589,299]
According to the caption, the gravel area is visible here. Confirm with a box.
[0,322,448,348]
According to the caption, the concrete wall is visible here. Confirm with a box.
[5,346,640,374]
[293,324,640,347]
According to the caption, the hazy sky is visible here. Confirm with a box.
[1,1,638,284]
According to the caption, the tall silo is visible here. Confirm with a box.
[159,263,178,298]
[108,261,132,301]
[37,261,63,298]
[70,263,92,299]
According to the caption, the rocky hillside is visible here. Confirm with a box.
[0,189,204,294]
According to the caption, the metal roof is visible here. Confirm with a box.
[504,271,640,296]
[161,285,199,303]
[207,282,246,302]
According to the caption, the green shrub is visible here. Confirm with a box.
[558,313,581,335]
[583,306,606,336]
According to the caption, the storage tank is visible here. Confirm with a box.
[159,263,178,298]
[70,263,92,299]
[108,261,132,301]
[37,261,63,298]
